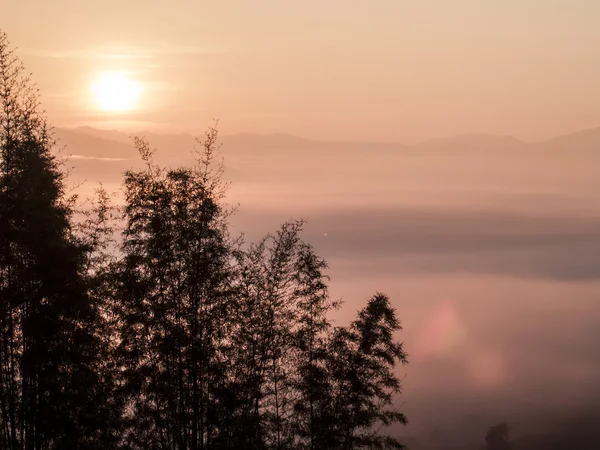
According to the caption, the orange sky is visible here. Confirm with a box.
[3,0,600,141]
[5,3,600,441]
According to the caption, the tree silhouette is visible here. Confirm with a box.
[225,221,339,450]
[113,139,409,449]
[0,30,114,449]
[0,29,409,449]
[486,423,512,450]
[325,294,408,449]
[115,131,234,449]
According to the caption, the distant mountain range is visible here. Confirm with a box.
[54,125,600,160]
[54,124,600,220]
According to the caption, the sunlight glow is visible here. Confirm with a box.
[414,300,466,360]
[91,71,142,112]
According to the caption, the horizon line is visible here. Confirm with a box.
[56,124,600,148]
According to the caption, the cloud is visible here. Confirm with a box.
[69,154,131,162]
[21,45,231,61]
[231,205,600,281]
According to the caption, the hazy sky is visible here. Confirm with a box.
[3,0,600,141]
[56,126,600,445]
[5,4,600,443]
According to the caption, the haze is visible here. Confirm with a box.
[4,1,600,448]
[56,127,600,448]
[4,0,600,142]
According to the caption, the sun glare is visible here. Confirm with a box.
[91,71,142,112]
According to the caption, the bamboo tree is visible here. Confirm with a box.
[0,30,113,450]
[116,129,234,450]
[327,293,408,449]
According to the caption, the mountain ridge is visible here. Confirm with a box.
[59,124,600,148]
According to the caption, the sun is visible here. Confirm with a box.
[91,71,142,112]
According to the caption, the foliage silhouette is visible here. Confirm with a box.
[0,30,408,449]
[486,423,512,450]
[0,30,116,449]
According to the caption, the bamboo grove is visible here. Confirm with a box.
[0,31,408,450]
